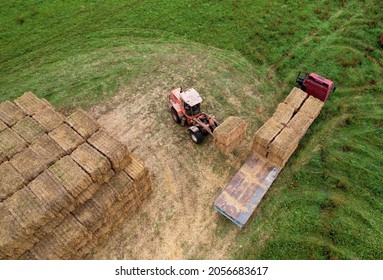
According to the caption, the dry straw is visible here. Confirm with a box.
[76,182,101,205]
[14,92,47,116]
[287,111,314,137]
[12,116,45,144]
[124,153,149,181]
[0,147,7,164]
[49,123,85,154]
[107,171,134,200]
[299,95,324,119]
[272,102,295,126]
[0,128,27,159]
[0,120,8,133]
[0,101,25,126]
[253,117,284,147]
[49,156,92,198]
[284,87,308,112]
[0,161,26,201]
[10,147,47,182]
[213,116,247,146]
[73,199,104,233]
[88,129,131,171]
[29,134,65,166]
[71,143,114,184]
[32,106,65,132]
[65,109,99,139]
[251,142,268,157]
[91,184,118,211]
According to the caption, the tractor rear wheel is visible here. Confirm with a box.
[189,130,204,144]
[171,108,180,123]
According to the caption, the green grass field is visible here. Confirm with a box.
[1,0,382,259]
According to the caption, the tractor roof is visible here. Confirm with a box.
[180,88,203,106]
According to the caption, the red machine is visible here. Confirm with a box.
[296,72,336,101]
[168,87,219,144]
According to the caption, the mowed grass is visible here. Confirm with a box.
[0,0,382,259]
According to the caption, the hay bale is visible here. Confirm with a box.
[284,87,308,112]
[3,187,55,234]
[251,142,268,157]
[88,129,131,171]
[12,116,45,143]
[0,101,26,126]
[107,171,134,200]
[30,233,67,260]
[65,109,99,139]
[299,95,324,119]
[29,134,65,166]
[49,156,92,198]
[0,128,27,159]
[29,170,75,216]
[76,182,101,205]
[0,120,7,132]
[0,161,26,201]
[14,92,47,116]
[32,106,65,132]
[72,199,104,233]
[49,123,85,154]
[71,143,114,184]
[268,126,300,164]
[124,153,149,181]
[214,129,246,154]
[19,250,37,260]
[272,103,295,126]
[286,111,314,137]
[253,117,284,147]
[0,147,6,164]
[10,147,47,182]
[91,184,118,211]
[213,116,247,146]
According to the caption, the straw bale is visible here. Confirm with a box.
[49,156,92,198]
[213,116,247,145]
[71,143,114,184]
[268,127,300,161]
[0,120,7,132]
[91,184,118,211]
[214,129,246,154]
[72,199,104,233]
[107,171,134,200]
[65,109,99,139]
[14,92,47,116]
[253,117,284,147]
[0,161,26,201]
[29,170,75,216]
[4,187,55,234]
[124,153,149,181]
[0,147,6,164]
[29,134,65,166]
[0,101,26,126]
[30,234,67,260]
[299,95,324,119]
[12,116,45,143]
[268,144,297,167]
[251,142,268,157]
[287,111,314,137]
[19,250,37,260]
[49,123,85,154]
[76,182,101,205]
[88,129,131,171]
[272,102,295,126]
[10,147,47,182]
[0,128,27,159]
[284,87,308,112]
[32,106,65,132]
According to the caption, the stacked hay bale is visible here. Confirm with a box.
[251,87,324,167]
[0,92,151,259]
[213,116,247,154]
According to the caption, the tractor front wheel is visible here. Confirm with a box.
[171,108,180,123]
[189,130,204,144]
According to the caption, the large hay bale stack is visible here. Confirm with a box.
[283,87,308,112]
[0,92,152,260]
[272,102,295,126]
[213,116,247,154]
[299,95,324,119]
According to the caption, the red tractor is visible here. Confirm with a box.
[168,87,219,144]
[296,72,336,101]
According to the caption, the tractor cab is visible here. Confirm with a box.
[180,88,202,117]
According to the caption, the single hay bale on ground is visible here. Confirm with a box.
[29,134,65,166]
[0,101,26,126]
[299,95,324,119]
[72,199,105,233]
[213,116,247,146]
[286,111,314,137]
[284,87,308,112]
[14,92,47,116]
[251,142,268,157]
[28,170,75,217]
[214,129,246,154]
[0,128,27,159]
[71,143,114,184]
[0,161,26,201]
[3,187,55,234]
[107,171,134,200]
[88,129,131,171]
[10,147,47,182]
[12,116,45,143]
[49,123,85,154]
[0,120,7,132]
[272,102,295,126]
[253,117,284,148]
[32,106,65,132]
[65,109,99,139]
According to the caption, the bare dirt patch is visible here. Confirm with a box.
[87,44,265,259]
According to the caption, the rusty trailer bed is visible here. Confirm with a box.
[214,155,280,227]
